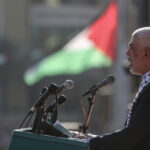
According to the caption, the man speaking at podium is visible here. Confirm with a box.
[82,27,150,150]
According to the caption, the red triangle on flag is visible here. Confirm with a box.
[88,2,117,61]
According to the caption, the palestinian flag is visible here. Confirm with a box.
[24,1,117,86]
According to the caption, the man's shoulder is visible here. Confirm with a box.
[139,83,150,97]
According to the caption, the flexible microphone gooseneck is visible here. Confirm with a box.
[82,75,115,97]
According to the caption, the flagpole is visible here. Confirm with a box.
[108,0,131,131]
[0,0,5,111]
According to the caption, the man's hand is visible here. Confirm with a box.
[71,131,96,139]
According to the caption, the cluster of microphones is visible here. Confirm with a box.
[19,75,115,137]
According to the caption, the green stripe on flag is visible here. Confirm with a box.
[24,48,112,86]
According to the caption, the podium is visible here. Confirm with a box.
[8,128,89,150]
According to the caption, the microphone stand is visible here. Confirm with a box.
[81,92,96,134]
[32,105,45,133]
[50,94,58,124]
[19,86,50,129]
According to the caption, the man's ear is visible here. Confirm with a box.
[144,47,150,58]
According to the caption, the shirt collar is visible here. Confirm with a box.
[142,70,150,81]
[139,70,150,92]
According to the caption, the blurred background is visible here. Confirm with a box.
[0,0,149,149]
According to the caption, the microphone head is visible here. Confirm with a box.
[58,95,67,104]
[107,75,115,84]
[64,80,74,90]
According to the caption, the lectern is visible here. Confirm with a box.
[8,128,89,150]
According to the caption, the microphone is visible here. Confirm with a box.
[46,95,67,113]
[82,75,115,97]
[29,80,74,114]
[53,80,74,94]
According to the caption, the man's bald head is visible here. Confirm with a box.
[132,27,150,36]
[132,27,150,49]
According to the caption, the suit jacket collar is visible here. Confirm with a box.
[125,83,150,127]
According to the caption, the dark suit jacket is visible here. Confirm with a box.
[90,83,150,150]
